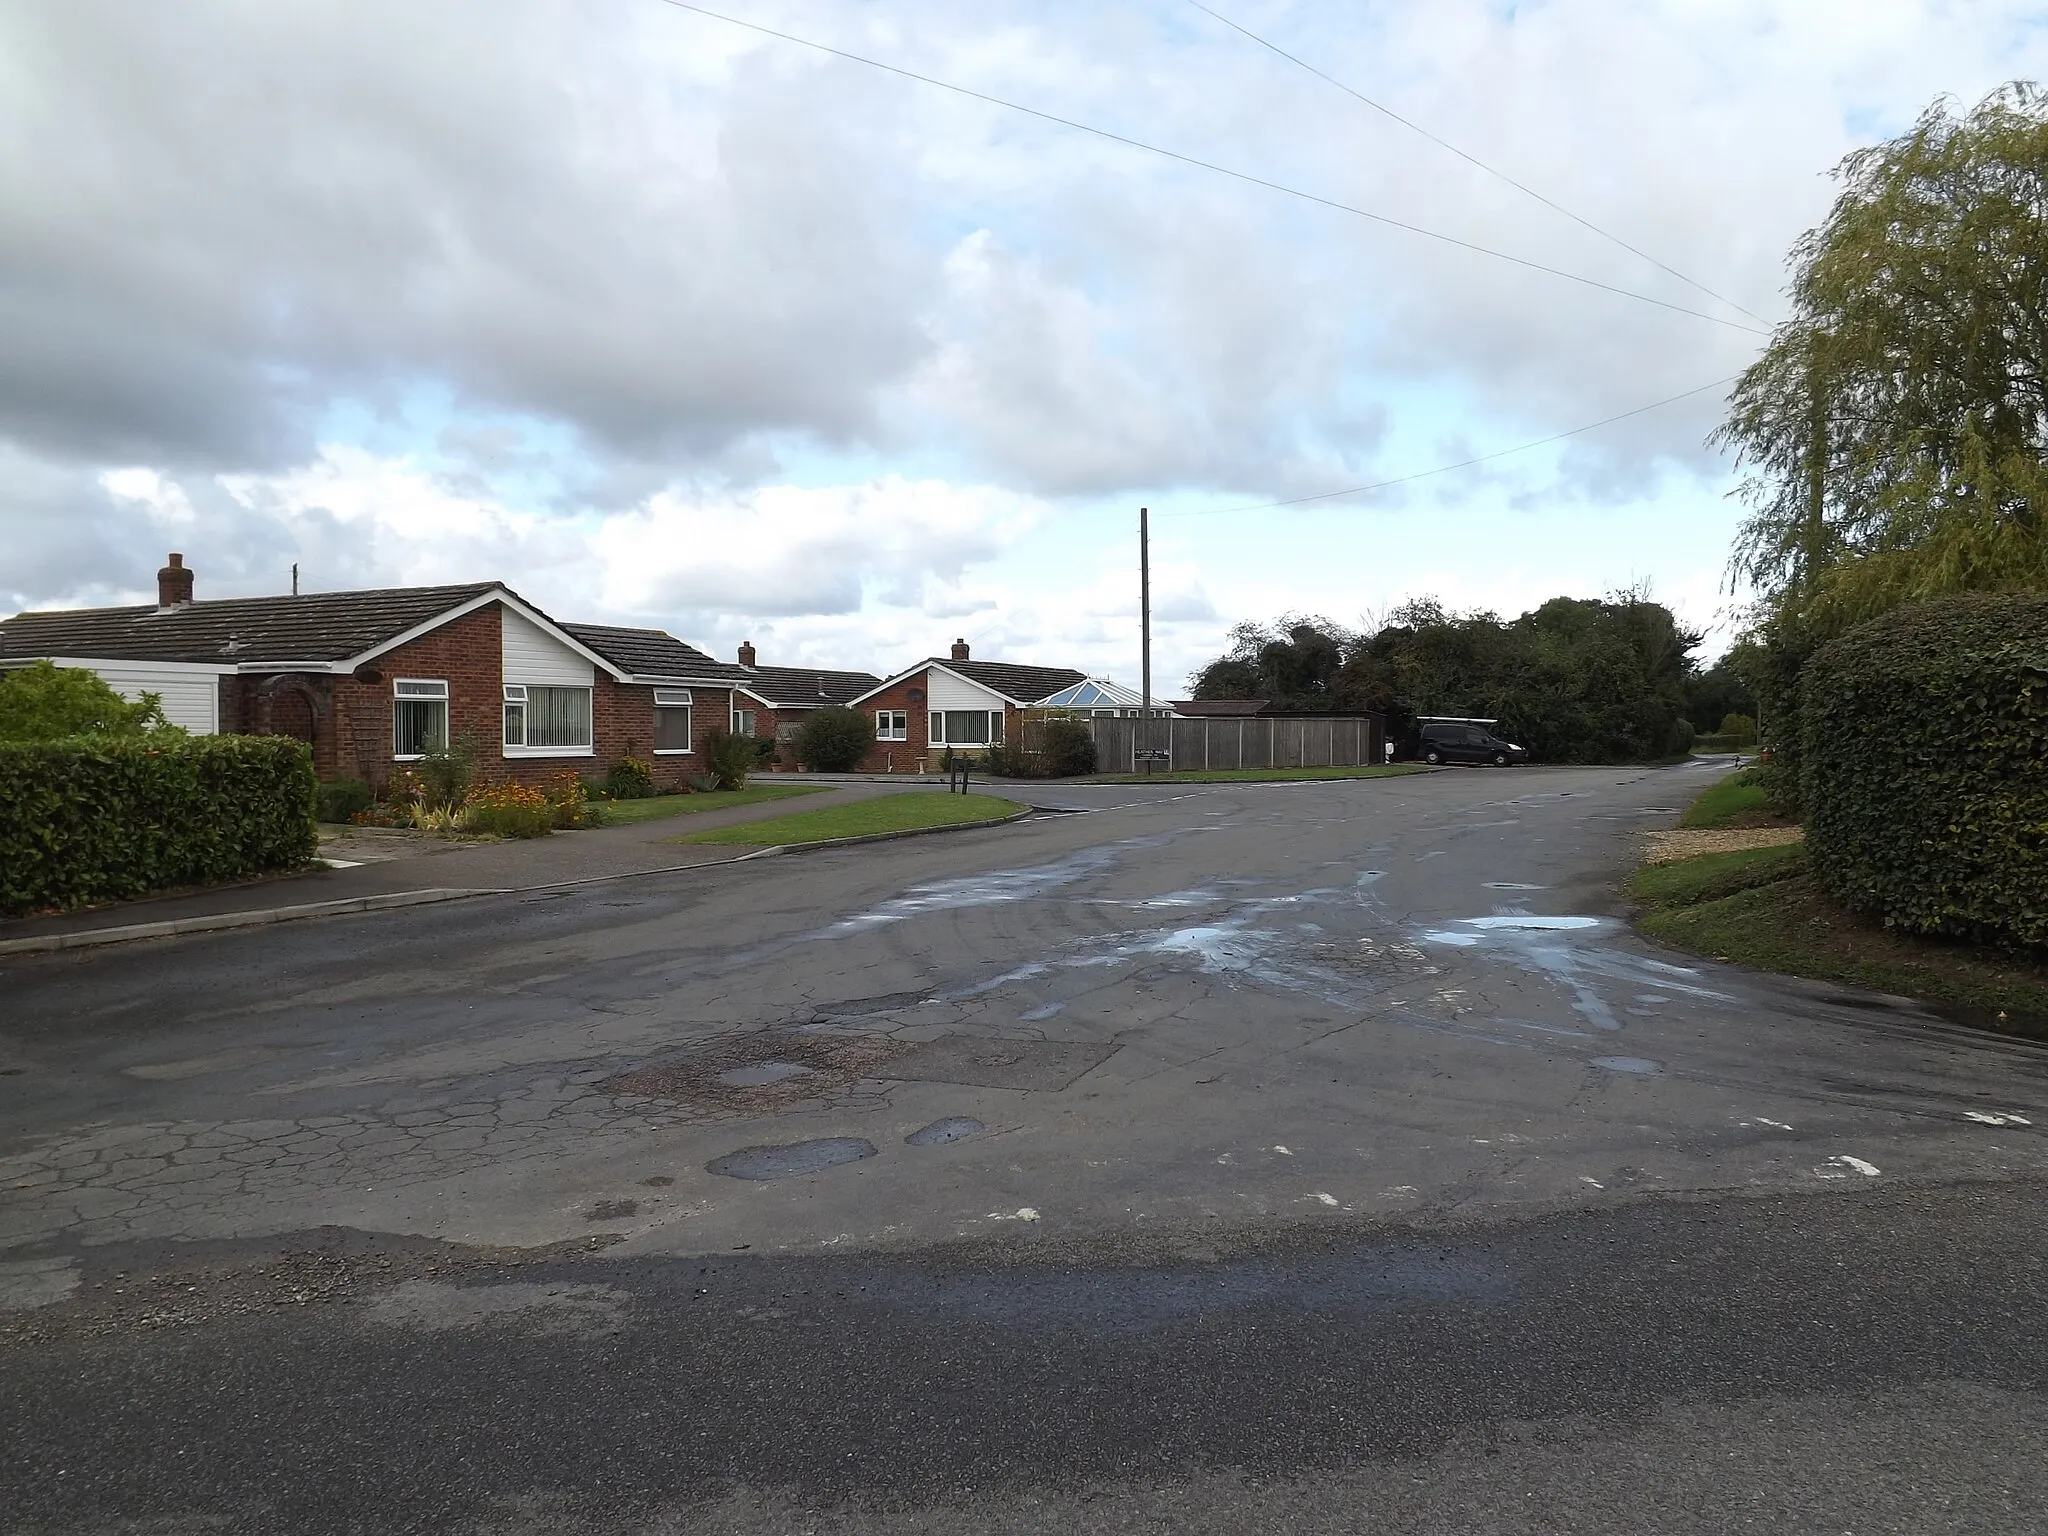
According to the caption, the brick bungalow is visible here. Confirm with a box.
[845,640,1086,773]
[0,554,746,792]
[728,642,881,762]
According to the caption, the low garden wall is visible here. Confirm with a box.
[0,736,318,917]
[1802,592,2048,948]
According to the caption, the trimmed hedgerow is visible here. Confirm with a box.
[0,735,318,916]
[1802,593,2048,948]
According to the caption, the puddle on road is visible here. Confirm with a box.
[715,1062,818,1088]
[906,1116,987,1147]
[707,1137,878,1181]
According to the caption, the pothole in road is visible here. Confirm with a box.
[602,1031,910,1118]
[707,1137,878,1181]
[906,1116,987,1146]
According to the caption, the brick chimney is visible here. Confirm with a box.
[737,641,757,668]
[950,637,970,661]
[157,553,194,609]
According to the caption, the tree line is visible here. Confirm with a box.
[1189,593,1709,763]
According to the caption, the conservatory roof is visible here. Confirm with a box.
[1036,677,1149,709]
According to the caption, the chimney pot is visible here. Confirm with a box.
[951,638,970,661]
[737,641,757,668]
[157,553,194,609]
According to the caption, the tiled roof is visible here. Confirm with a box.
[0,584,498,665]
[559,624,747,683]
[739,664,882,707]
[939,659,1088,705]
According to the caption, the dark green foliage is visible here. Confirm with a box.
[413,734,480,810]
[1195,594,1699,763]
[979,738,1033,778]
[315,778,373,824]
[792,706,875,773]
[752,736,778,765]
[703,729,757,790]
[602,756,657,800]
[1802,593,2048,947]
[0,735,318,916]
[1036,716,1097,777]
[0,659,175,741]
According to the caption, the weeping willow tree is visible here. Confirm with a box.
[1717,84,2048,633]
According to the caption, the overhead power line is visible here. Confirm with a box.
[652,1,1768,335]
[1181,0,1768,326]
[1164,376,1739,518]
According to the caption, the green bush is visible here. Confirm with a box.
[0,735,318,916]
[703,729,757,790]
[792,705,875,773]
[980,738,1034,778]
[413,734,480,810]
[1036,716,1098,777]
[1717,713,1758,747]
[603,756,657,800]
[315,778,373,824]
[0,659,177,742]
[1802,593,2048,947]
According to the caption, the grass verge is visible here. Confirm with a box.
[1632,840,2048,1035]
[675,792,1022,846]
[599,784,827,825]
[1089,765,1430,785]
[1678,766,1788,829]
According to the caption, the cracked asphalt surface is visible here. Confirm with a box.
[4,763,2046,1532]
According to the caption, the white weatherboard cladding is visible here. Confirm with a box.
[926,669,1006,710]
[75,661,220,733]
[501,607,592,686]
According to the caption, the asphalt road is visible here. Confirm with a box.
[4,763,2045,1532]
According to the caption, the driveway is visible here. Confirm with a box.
[4,761,2045,1532]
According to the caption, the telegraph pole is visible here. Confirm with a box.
[1139,506,1152,773]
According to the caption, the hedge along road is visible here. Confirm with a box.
[5,763,2048,1533]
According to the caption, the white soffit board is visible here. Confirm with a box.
[502,606,593,686]
[926,668,1006,711]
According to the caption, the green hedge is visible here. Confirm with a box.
[1802,593,2048,948]
[0,735,318,916]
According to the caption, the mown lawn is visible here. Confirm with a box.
[1631,839,2048,1036]
[1089,765,1430,785]
[599,784,827,825]
[675,792,1022,846]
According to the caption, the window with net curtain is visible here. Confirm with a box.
[931,710,1002,746]
[502,685,591,750]
[394,679,448,758]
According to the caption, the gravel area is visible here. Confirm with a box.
[1642,825,1804,864]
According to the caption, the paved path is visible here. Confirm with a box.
[3,762,2044,1532]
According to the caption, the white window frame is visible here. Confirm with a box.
[502,684,527,748]
[500,682,594,758]
[732,706,756,736]
[875,709,907,741]
[653,688,694,755]
[392,678,449,761]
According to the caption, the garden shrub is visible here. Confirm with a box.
[541,769,604,828]
[1036,716,1098,778]
[315,778,373,824]
[0,659,176,741]
[603,756,657,800]
[980,738,1035,778]
[1802,593,2048,948]
[703,729,757,790]
[0,735,317,916]
[413,735,479,809]
[792,706,874,772]
[463,782,553,839]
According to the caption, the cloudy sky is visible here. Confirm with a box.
[5,1,2043,688]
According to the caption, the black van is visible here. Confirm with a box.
[1417,721,1527,767]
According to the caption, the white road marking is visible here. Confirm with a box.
[1311,1191,1339,1206]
